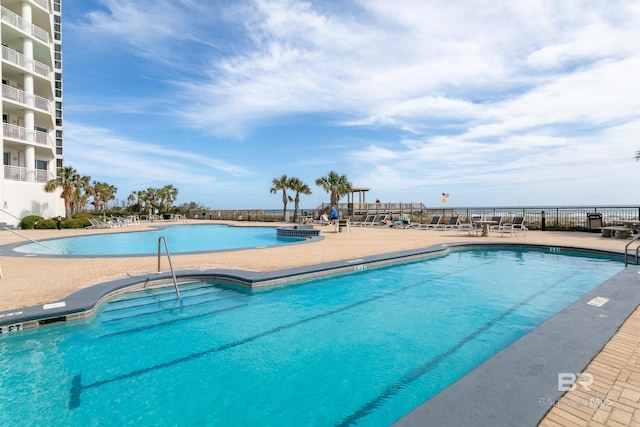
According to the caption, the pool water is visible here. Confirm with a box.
[12,224,304,256]
[0,249,623,426]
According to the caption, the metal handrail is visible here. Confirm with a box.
[157,236,181,300]
[1,227,51,249]
[624,233,640,267]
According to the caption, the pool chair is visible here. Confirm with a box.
[417,215,441,230]
[434,216,460,230]
[85,218,116,229]
[457,216,482,235]
[351,214,374,226]
[488,216,503,232]
[495,216,528,237]
[390,214,414,229]
[315,214,332,226]
[375,215,392,226]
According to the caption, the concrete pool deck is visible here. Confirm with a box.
[0,220,639,426]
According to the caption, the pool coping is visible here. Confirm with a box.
[1,242,638,426]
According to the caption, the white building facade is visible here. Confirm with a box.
[1,0,63,227]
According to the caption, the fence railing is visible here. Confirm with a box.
[195,205,640,231]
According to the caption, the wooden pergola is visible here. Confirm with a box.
[347,187,370,214]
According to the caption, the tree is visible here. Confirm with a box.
[270,175,293,221]
[44,166,81,219]
[288,177,312,222]
[159,184,179,211]
[145,187,160,216]
[315,170,352,207]
[89,181,118,212]
[128,191,143,212]
[74,175,92,214]
[636,149,640,161]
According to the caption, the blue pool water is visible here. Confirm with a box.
[12,224,304,256]
[0,249,623,426]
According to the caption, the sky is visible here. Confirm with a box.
[61,0,640,210]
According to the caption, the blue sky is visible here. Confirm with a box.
[62,0,640,209]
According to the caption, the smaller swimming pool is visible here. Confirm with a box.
[11,224,307,256]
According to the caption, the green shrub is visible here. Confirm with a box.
[19,215,44,229]
[38,219,57,229]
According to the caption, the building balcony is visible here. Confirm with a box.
[3,123,54,148]
[1,45,50,79]
[2,84,52,113]
[31,0,50,13]
[1,6,49,44]
[3,165,52,183]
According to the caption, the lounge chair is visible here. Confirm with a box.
[434,216,460,230]
[496,216,528,237]
[316,214,331,226]
[417,215,441,230]
[457,216,482,235]
[375,215,391,226]
[488,216,503,232]
[352,215,373,227]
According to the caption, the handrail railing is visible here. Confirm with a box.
[157,236,181,300]
[1,227,51,249]
[624,234,640,267]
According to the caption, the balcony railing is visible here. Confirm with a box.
[1,6,49,44]
[3,165,52,183]
[3,123,54,148]
[1,46,50,79]
[2,84,52,113]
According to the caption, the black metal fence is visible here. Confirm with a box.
[196,206,640,232]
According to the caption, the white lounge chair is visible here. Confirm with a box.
[457,216,482,235]
[496,216,528,237]
[488,216,503,232]
[352,215,374,226]
[417,215,441,230]
[434,216,460,230]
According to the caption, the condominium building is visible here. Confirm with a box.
[1,0,63,227]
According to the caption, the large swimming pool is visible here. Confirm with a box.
[11,224,305,256]
[0,248,624,426]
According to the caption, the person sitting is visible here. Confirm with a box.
[319,213,330,225]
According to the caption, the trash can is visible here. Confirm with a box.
[586,212,602,232]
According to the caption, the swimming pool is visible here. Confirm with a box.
[10,224,307,256]
[0,248,624,426]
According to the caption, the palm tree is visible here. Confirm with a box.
[160,184,179,211]
[74,175,92,214]
[44,166,80,219]
[270,175,293,221]
[88,181,118,212]
[128,191,143,212]
[315,170,352,207]
[636,149,640,161]
[146,187,160,216]
[288,177,312,222]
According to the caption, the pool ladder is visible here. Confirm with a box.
[157,236,182,300]
[624,233,640,267]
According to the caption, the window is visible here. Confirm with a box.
[36,160,48,170]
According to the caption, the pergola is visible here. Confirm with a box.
[347,187,370,213]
